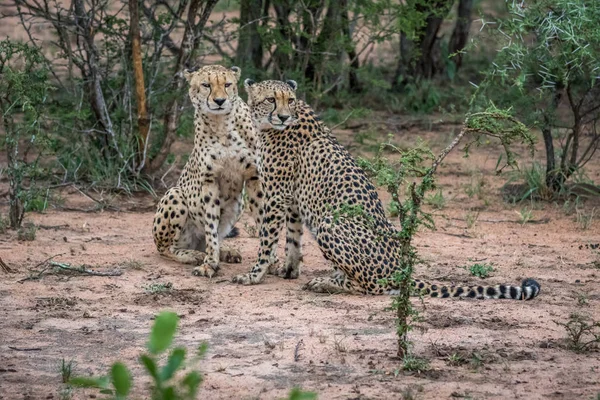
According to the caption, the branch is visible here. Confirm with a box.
[49,261,123,276]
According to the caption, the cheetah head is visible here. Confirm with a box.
[184,65,241,115]
[243,79,298,130]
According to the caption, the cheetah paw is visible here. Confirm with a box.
[303,277,345,294]
[232,273,260,285]
[266,256,282,275]
[193,263,218,278]
[274,263,300,279]
[220,248,242,264]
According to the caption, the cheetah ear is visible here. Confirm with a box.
[230,66,241,81]
[286,79,298,91]
[183,66,199,82]
[244,78,256,92]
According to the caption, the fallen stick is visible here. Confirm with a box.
[0,256,15,273]
[49,261,123,277]
[8,346,42,351]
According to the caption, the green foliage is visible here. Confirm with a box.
[401,355,430,374]
[425,189,445,210]
[0,39,52,229]
[576,207,596,231]
[464,263,494,279]
[358,106,531,358]
[477,0,600,190]
[0,215,9,234]
[17,222,37,241]
[287,388,317,400]
[60,359,75,384]
[516,207,534,225]
[554,313,600,353]
[71,311,206,400]
[463,106,536,173]
[143,282,174,294]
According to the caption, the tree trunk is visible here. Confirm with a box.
[272,0,294,76]
[236,0,264,70]
[307,0,343,88]
[145,0,219,173]
[449,0,473,69]
[73,0,123,161]
[129,0,150,171]
[543,89,563,191]
[1,113,24,228]
[392,32,414,90]
[392,0,453,89]
[341,0,361,93]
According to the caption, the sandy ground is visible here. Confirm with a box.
[1,122,600,400]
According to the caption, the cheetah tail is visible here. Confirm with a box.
[409,278,541,300]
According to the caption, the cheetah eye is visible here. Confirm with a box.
[225,83,232,88]
[266,97,275,103]
[288,98,295,104]
[202,83,210,88]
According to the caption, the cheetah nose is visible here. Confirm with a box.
[214,98,226,106]
[278,114,290,123]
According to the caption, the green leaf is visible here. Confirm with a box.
[162,386,177,400]
[70,376,110,389]
[182,371,203,399]
[197,342,208,358]
[148,311,179,354]
[288,387,318,400]
[111,362,131,397]
[160,347,186,381]
[140,354,159,383]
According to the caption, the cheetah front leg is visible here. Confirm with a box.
[193,181,223,278]
[275,204,303,279]
[243,166,279,268]
[232,200,285,284]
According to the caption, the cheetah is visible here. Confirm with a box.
[232,79,541,300]
[153,65,263,278]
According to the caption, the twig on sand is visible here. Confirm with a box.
[294,339,304,362]
[8,346,42,351]
[48,261,123,277]
[0,256,15,273]
[17,256,122,283]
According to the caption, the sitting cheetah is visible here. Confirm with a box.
[153,65,263,277]
[233,79,541,300]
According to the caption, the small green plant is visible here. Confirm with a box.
[143,282,173,293]
[576,292,589,307]
[60,359,75,383]
[464,173,486,200]
[515,207,534,225]
[469,352,484,371]
[122,260,144,270]
[554,313,600,353]
[0,215,9,234]
[17,222,37,241]
[333,336,347,353]
[287,387,317,400]
[465,210,479,229]
[402,355,430,373]
[446,352,465,366]
[425,189,446,210]
[71,311,205,399]
[465,263,494,278]
[576,207,596,230]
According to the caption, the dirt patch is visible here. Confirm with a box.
[1,126,600,399]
